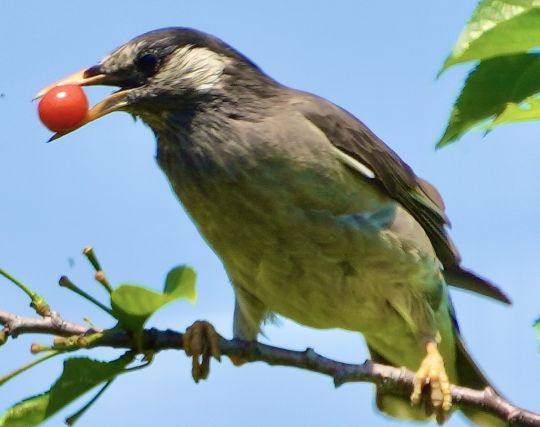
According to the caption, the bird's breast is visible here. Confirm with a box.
[154,115,441,332]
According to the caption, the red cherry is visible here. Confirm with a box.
[38,84,89,133]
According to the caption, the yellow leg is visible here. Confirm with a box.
[410,341,452,412]
[183,320,221,383]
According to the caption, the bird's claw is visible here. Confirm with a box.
[411,342,452,413]
[183,320,221,383]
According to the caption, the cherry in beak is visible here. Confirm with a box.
[35,67,132,141]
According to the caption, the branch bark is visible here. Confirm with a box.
[1,309,539,426]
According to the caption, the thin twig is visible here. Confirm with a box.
[0,270,50,316]
[0,310,89,337]
[0,309,539,426]
[58,276,114,316]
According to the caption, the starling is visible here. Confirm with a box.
[37,28,510,426]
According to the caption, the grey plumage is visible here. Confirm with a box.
[41,27,510,426]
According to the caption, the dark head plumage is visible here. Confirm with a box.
[92,27,274,97]
[123,27,264,73]
[35,27,283,140]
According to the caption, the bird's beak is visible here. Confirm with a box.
[34,66,132,141]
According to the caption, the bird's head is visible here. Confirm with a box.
[36,27,277,139]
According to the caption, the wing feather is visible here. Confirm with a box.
[295,94,458,265]
[293,93,510,304]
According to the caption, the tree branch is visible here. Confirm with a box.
[0,310,88,338]
[1,309,539,426]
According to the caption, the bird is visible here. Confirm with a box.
[36,27,510,426]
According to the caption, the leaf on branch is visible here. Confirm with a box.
[443,0,540,71]
[0,356,129,427]
[111,285,168,332]
[0,394,48,427]
[164,265,197,303]
[111,265,196,333]
[438,52,540,146]
[487,96,540,127]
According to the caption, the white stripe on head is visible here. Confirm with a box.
[155,45,228,93]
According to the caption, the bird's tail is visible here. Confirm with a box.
[367,339,504,426]
[453,336,505,427]
[444,265,511,305]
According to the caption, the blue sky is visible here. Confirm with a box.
[1,1,539,426]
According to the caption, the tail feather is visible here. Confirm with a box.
[455,336,505,427]
[444,266,511,305]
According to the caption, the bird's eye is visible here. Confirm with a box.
[135,53,159,76]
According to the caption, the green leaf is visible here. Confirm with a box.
[111,266,196,333]
[0,395,48,427]
[45,357,128,416]
[0,356,128,427]
[164,265,196,303]
[488,96,540,127]
[111,285,168,332]
[443,0,540,70]
[438,53,540,147]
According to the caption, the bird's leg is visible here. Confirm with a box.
[410,340,452,412]
[230,289,266,367]
[183,320,221,383]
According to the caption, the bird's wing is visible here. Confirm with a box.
[295,93,458,266]
[294,93,511,304]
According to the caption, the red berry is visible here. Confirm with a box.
[38,84,89,133]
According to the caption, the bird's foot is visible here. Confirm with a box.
[183,320,221,383]
[410,341,452,412]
